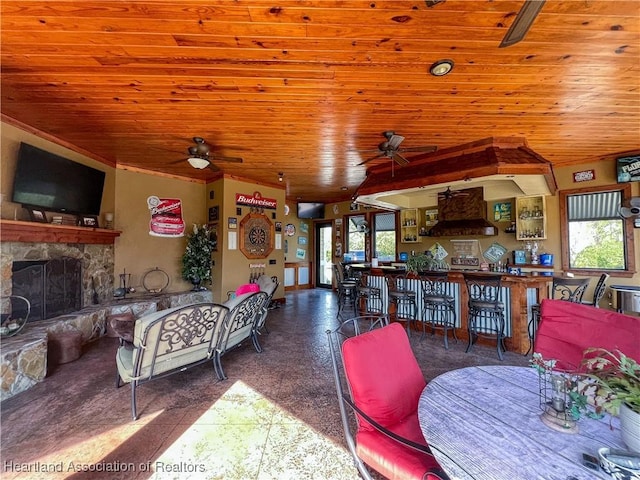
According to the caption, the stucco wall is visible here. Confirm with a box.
[113,168,206,294]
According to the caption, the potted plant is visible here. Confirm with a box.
[181,224,215,291]
[581,348,640,452]
[405,252,449,274]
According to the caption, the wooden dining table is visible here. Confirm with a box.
[418,365,627,480]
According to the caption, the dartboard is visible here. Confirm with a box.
[249,226,266,245]
[240,213,274,259]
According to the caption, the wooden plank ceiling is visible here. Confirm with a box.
[1,1,639,204]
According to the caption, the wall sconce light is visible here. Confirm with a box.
[429,59,454,77]
[278,172,284,182]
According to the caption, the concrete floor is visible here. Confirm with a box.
[0,289,529,480]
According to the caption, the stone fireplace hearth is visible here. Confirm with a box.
[1,241,115,312]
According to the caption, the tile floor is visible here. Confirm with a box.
[1,289,529,480]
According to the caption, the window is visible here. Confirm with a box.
[373,212,396,261]
[560,184,635,274]
[345,214,366,262]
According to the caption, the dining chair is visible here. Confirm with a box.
[333,263,358,317]
[526,276,591,355]
[385,273,418,333]
[581,273,609,308]
[356,272,383,315]
[463,273,506,360]
[326,317,448,480]
[418,272,457,349]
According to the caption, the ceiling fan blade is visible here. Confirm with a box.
[358,154,385,166]
[387,134,405,150]
[400,145,438,153]
[392,152,410,166]
[209,155,243,163]
[207,163,221,172]
[619,207,634,218]
[499,0,546,48]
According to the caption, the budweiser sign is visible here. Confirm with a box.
[236,191,277,209]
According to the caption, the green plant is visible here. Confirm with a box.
[181,224,215,288]
[580,348,640,416]
[530,353,602,421]
[405,252,449,273]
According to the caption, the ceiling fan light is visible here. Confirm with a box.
[187,157,210,169]
[429,59,454,76]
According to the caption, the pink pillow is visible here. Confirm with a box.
[342,322,426,431]
[235,283,260,296]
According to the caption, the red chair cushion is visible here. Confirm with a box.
[357,426,443,480]
[535,299,640,370]
[342,322,427,432]
[235,283,260,296]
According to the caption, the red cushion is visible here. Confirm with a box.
[342,322,427,432]
[535,299,640,371]
[235,283,260,296]
[357,427,442,480]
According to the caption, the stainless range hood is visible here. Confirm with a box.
[428,187,497,237]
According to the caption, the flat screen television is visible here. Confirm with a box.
[616,155,640,183]
[12,143,106,215]
[297,202,325,219]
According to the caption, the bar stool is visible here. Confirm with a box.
[419,271,457,349]
[356,272,383,314]
[333,263,357,317]
[526,276,591,355]
[463,273,506,360]
[385,273,417,334]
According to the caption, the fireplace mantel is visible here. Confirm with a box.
[0,219,121,244]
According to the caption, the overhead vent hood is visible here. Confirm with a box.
[354,137,558,216]
[428,187,497,237]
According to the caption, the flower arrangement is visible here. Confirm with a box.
[181,224,216,290]
[580,348,640,416]
[530,353,601,421]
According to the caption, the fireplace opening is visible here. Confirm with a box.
[12,258,82,321]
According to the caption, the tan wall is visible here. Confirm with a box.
[209,177,286,302]
[113,168,205,294]
[0,122,115,222]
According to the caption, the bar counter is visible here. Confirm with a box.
[348,264,553,355]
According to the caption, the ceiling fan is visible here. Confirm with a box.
[437,187,470,201]
[425,0,546,48]
[178,137,243,171]
[358,131,438,167]
[619,197,640,218]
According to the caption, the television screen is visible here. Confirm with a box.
[617,155,640,183]
[297,202,325,219]
[12,142,106,215]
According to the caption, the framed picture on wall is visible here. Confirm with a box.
[209,206,219,222]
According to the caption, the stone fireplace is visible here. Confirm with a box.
[1,241,115,314]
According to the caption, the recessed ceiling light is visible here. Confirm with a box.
[429,59,454,77]
[341,186,348,191]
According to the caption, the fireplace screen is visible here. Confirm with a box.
[12,258,82,321]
